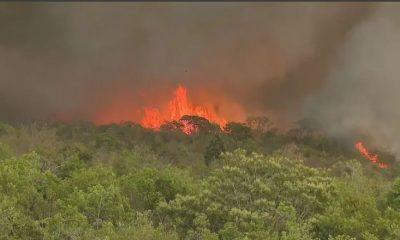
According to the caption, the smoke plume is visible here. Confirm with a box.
[0,3,374,123]
[2,2,399,157]
[305,4,400,157]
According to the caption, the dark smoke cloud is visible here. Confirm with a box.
[0,2,381,130]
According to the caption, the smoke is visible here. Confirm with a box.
[305,4,400,157]
[0,2,389,139]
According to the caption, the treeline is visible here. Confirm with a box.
[0,117,399,239]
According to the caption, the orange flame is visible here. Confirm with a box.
[141,85,227,134]
[355,141,388,169]
[142,108,163,129]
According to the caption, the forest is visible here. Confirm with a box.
[2,2,400,239]
[0,116,399,240]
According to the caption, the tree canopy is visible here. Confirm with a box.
[0,119,398,239]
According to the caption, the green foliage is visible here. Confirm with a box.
[120,166,196,211]
[0,120,399,239]
[204,134,225,166]
[0,152,62,239]
[54,143,90,178]
[180,115,220,135]
[328,235,357,240]
[312,161,387,240]
[42,205,90,239]
[112,145,159,175]
[224,122,252,142]
[0,142,12,159]
[0,122,14,136]
[0,197,44,240]
[158,149,334,238]
[387,177,400,210]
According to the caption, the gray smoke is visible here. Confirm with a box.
[3,3,400,157]
[305,4,400,156]
[0,3,375,125]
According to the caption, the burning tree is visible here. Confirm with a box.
[141,85,227,134]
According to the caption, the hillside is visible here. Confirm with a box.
[0,119,399,239]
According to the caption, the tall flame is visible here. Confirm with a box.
[142,108,163,129]
[355,141,388,169]
[141,85,227,134]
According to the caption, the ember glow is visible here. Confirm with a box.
[141,85,227,134]
[355,141,389,169]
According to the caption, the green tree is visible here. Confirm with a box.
[120,167,196,211]
[180,115,220,134]
[158,149,334,238]
[204,134,225,166]
[387,177,400,210]
[224,122,252,142]
[312,161,385,240]
[0,142,12,159]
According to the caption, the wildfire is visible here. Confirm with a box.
[355,141,388,169]
[141,85,227,134]
[142,108,163,129]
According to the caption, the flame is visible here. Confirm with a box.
[355,141,388,169]
[141,85,227,134]
[141,108,163,129]
[92,89,142,125]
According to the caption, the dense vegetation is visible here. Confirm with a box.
[0,116,400,240]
